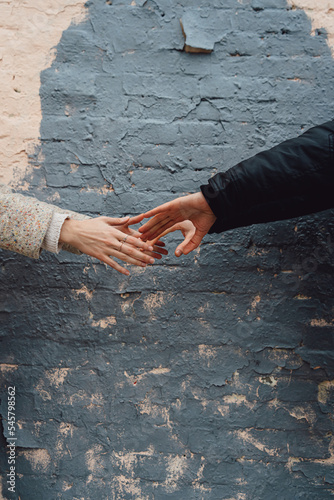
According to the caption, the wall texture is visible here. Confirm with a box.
[1,0,334,499]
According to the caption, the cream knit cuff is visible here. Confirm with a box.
[41,212,71,254]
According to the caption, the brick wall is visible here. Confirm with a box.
[1,1,334,498]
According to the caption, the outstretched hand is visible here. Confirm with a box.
[59,216,167,275]
[129,192,216,256]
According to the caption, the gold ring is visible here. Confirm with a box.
[119,242,124,252]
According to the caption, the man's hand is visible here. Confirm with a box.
[59,216,167,275]
[130,192,216,256]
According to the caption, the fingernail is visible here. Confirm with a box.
[176,250,182,257]
[149,258,154,264]
[148,246,154,251]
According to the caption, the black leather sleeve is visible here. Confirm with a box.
[200,120,334,233]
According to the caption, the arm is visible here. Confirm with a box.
[201,119,334,233]
[0,184,78,259]
[135,120,334,254]
[0,185,167,274]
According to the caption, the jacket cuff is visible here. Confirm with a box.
[41,212,70,253]
[200,180,228,234]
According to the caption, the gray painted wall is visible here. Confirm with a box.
[1,0,334,498]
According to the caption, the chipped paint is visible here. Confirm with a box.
[45,367,70,388]
[318,380,334,404]
[0,364,18,374]
[310,318,334,327]
[91,315,117,328]
[235,430,278,456]
[287,0,334,53]
[73,285,94,300]
[0,0,87,185]
[20,449,51,473]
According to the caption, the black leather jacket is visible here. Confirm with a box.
[200,120,334,233]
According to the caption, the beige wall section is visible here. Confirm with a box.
[288,0,334,54]
[0,1,332,187]
[0,0,86,187]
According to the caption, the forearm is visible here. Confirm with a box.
[0,184,87,258]
[201,120,334,233]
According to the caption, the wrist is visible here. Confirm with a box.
[194,191,214,215]
[59,218,80,246]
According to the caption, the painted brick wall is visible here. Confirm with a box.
[1,0,334,499]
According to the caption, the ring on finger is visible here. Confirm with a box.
[122,235,128,243]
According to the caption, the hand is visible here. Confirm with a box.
[59,216,167,275]
[144,220,196,257]
[119,223,168,260]
[130,192,216,256]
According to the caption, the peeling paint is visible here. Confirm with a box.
[20,449,51,473]
[91,315,117,328]
[318,379,334,404]
[0,0,87,185]
[235,429,278,456]
[45,367,70,388]
[287,0,334,53]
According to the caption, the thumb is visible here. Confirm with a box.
[180,231,203,256]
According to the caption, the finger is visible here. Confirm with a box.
[138,214,170,234]
[175,225,196,257]
[140,201,173,219]
[145,246,169,259]
[120,228,155,251]
[111,247,153,267]
[124,228,165,246]
[127,214,145,225]
[175,236,192,257]
[142,218,182,242]
[180,232,203,255]
[121,234,154,252]
[152,244,168,255]
[99,255,130,276]
[154,240,166,247]
[112,241,156,264]
[104,216,130,225]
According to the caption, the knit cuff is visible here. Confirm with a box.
[41,212,70,253]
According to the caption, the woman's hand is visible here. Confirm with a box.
[59,216,167,275]
[119,224,168,260]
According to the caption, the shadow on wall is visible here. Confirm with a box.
[1,0,334,498]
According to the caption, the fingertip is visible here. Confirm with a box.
[175,249,183,257]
